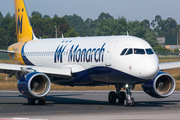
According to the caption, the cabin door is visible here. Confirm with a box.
[105,42,117,66]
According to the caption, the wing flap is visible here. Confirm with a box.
[159,61,180,70]
[30,66,71,76]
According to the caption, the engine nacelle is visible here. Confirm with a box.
[141,71,175,98]
[17,72,51,98]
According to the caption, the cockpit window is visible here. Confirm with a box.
[120,48,128,55]
[134,48,145,54]
[146,48,154,54]
[126,48,133,55]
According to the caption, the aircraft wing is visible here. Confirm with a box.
[159,61,180,70]
[0,63,71,78]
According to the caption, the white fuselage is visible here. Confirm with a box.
[21,35,159,85]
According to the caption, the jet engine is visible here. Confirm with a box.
[141,71,175,98]
[17,72,51,98]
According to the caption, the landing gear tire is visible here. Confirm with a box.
[108,91,117,104]
[118,91,126,103]
[124,98,128,107]
[38,96,46,105]
[28,98,36,105]
[124,97,134,107]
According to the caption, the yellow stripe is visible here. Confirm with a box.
[8,42,25,65]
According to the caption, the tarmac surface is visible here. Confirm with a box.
[0,91,180,120]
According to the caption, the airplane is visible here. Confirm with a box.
[0,0,179,106]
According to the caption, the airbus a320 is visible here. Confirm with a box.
[0,0,179,106]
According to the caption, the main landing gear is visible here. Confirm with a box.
[28,96,46,105]
[108,84,135,106]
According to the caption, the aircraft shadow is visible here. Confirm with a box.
[41,95,180,107]
[0,93,179,107]
[134,100,179,107]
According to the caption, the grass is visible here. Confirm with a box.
[0,58,180,91]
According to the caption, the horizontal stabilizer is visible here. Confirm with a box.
[0,50,15,54]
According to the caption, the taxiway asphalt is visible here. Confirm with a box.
[0,91,180,120]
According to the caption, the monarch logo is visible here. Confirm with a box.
[54,45,67,63]
[54,43,106,63]
[17,15,23,34]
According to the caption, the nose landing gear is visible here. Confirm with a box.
[124,84,134,106]
[108,84,135,106]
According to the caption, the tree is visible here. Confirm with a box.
[52,15,69,38]
[85,18,92,26]
[0,28,7,49]
[84,18,97,36]
[5,12,11,18]
[1,11,178,49]
[155,15,162,22]
[154,17,177,36]
[0,16,16,49]
[43,15,50,19]
[31,11,42,18]
[141,19,150,29]
[151,15,162,28]
[64,14,84,36]
[0,12,4,25]
[128,21,146,38]
[143,30,160,47]
[30,15,44,38]
[97,12,114,21]
[151,15,178,36]
[64,13,114,36]
[6,19,16,46]
[94,19,115,36]
[29,13,71,38]
[64,26,79,37]
[94,17,128,36]
[0,17,13,33]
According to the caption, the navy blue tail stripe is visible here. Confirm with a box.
[21,42,34,66]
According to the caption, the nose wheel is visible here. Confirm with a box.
[124,96,134,106]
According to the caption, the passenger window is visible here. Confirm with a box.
[134,49,145,54]
[120,48,128,55]
[126,48,133,55]
[146,48,154,54]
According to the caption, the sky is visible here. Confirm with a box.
[1,0,180,24]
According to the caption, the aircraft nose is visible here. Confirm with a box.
[140,56,159,79]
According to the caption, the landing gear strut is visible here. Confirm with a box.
[124,84,134,106]
[27,96,46,105]
[108,84,135,106]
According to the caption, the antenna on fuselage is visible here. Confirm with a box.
[127,31,129,36]
[62,33,64,38]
